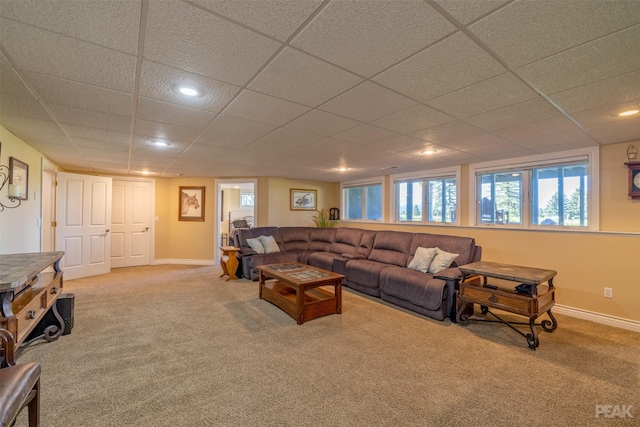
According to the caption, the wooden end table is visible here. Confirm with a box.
[219,246,240,281]
[456,261,558,350]
[258,263,343,325]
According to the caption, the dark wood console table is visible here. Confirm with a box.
[1,251,65,355]
[456,261,557,350]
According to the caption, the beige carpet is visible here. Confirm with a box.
[15,264,640,426]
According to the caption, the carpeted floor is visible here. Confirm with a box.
[15,264,640,426]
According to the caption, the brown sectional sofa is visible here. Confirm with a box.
[233,226,481,322]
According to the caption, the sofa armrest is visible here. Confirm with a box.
[433,267,463,282]
[237,248,258,257]
[433,267,464,322]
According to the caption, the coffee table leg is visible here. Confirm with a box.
[336,280,342,314]
[296,284,304,325]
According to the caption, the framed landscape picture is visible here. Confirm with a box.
[179,186,205,221]
[290,188,316,210]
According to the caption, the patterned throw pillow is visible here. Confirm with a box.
[246,237,265,254]
[407,247,438,273]
[258,235,280,254]
[428,248,459,274]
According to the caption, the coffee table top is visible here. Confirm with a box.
[459,261,556,285]
[258,262,344,285]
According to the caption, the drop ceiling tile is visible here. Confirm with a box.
[139,60,240,113]
[131,147,182,160]
[62,124,131,145]
[24,72,132,116]
[365,135,431,153]
[518,25,640,95]
[76,145,129,158]
[248,48,362,107]
[393,144,453,159]
[132,135,189,152]
[71,137,128,150]
[25,141,79,155]
[191,0,323,41]
[410,120,485,143]
[224,90,310,126]
[438,132,512,151]
[284,109,360,137]
[1,19,136,92]
[0,64,39,100]
[145,1,281,86]
[320,82,416,123]
[426,73,539,118]
[517,129,597,149]
[434,0,511,25]
[292,0,455,77]
[469,0,640,67]
[548,71,640,114]
[50,103,131,133]
[463,143,533,160]
[207,115,277,140]
[0,0,141,54]
[0,115,63,137]
[586,116,640,144]
[374,32,506,102]
[370,105,455,134]
[571,102,640,129]
[253,127,323,148]
[0,92,50,122]
[333,124,399,145]
[195,131,254,149]
[242,140,294,155]
[134,119,201,142]
[529,139,597,154]
[136,97,216,130]
[495,116,583,142]
[466,98,562,131]
[180,143,237,161]
[292,137,362,155]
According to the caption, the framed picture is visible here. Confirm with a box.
[290,188,316,210]
[179,186,205,221]
[9,157,28,200]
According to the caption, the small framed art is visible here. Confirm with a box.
[290,188,316,211]
[179,186,205,221]
[9,157,28,200]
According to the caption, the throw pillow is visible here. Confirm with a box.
[258,235,280,254]
[428,248,459,274]
[407,247,438,273]
[246,237,265,254]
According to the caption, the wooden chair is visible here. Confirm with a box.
[0,329,41,427]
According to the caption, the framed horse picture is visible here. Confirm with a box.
[179,186,205,221]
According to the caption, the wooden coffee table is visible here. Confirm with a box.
[258,263,343,325]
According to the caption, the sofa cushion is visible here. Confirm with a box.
[237,227,282,251]
[330,228,363,254]
[368,231,412,267]
[307,251,344,272]
[280,227,310,252]
[258,235,280,254]
[428,248,458,274]
[344,259,391,291]
[357,230,376,258]
[249,252,298,280]
[407,247,438,273]
[309,228,336,252]
[380,267,447,311]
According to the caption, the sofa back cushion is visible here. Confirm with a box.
[330,228,363,254]
[237,227,282,251]
[309,228,336,251]
[368,231,413,267]
[408,233,476,267]
[357,230,377,257]
[280,227,310,252]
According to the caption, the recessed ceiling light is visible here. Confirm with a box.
[421,149,437,155]
[618,109,639,117]
[152,141,169,147]
[337,167,350,172]
[176,85,199,97]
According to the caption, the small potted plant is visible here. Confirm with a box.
[312,208,337,228]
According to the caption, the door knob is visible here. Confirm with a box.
[141,227,149,232]
[105,229,110,233]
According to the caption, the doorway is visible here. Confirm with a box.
[216,179,256,261]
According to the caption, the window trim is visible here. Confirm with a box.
[468,147,599,231]
[340,176,385,222]
[390,166,461,225]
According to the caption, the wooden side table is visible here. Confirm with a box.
[456,261,558,350]
[219,246,240,281]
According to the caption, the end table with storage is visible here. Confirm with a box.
[456,261,558,350]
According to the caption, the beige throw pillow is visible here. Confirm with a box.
[428,248,459,274]
[407,247,438,273]
[246,238,265,254]
[258,235,280,254]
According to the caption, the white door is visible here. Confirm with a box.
[56,172,112,280]
[111,179,153,268]
[41,169,57,252]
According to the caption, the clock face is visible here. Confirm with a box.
[634,171,640,190]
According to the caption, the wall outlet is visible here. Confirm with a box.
[604,287,613,298]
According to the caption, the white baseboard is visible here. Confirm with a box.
[554,304,640,333]
[153,259,217,266]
